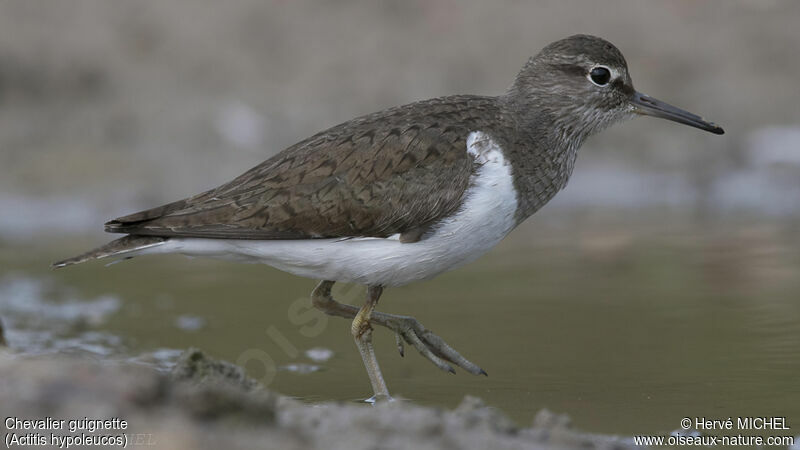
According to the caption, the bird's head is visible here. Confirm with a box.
[508,34,723,144]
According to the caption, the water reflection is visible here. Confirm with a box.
[1,220,799,436]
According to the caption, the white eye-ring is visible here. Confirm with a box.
[588,65,612,86]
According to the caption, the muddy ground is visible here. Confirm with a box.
[0,348,638,450]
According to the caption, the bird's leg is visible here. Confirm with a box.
[310,280,486,377]
[350,285,391,400]
[310,280,360,318]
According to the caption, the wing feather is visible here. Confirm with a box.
[105,95,504,240]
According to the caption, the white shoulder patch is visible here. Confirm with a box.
[467,130,505,165]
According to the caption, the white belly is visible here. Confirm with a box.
[146,131,519,287]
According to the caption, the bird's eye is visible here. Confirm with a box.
[588,66,611,86]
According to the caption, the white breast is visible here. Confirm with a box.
[149,131,519,287]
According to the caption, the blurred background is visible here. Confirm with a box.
[1,0,799,438]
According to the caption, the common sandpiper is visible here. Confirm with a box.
[54,34,724,400]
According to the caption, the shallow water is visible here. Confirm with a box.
[1,219,799,436]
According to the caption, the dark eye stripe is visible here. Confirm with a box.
[553,64,586,77]
[612,78,635,95]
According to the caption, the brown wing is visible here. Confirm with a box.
[105,95,504,241]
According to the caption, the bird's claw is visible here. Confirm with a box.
[395,332,405,357]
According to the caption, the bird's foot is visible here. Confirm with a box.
[370,312,487,376]
[310,280,486,377]
[364,394,395,404]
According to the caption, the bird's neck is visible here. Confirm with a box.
[499,93,587,223]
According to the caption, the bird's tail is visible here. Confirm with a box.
[52,235,167,268]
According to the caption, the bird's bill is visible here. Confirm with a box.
[631,92,724,135]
